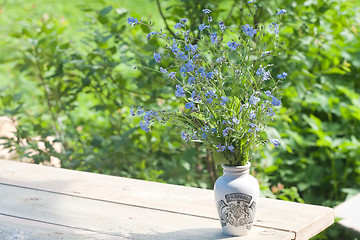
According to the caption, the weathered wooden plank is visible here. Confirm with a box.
[258,198,334,240]
[0,160,334,239]
[335,193,360,235]
[0,214,122,240]
[0,184,294,240]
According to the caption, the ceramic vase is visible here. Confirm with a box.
[214,162,259,236]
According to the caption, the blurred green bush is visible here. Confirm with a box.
[0,0,359,239]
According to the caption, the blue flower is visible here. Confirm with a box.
[181,130,190,142]
[206,71,214,79]
[219,21,226,31]
[227,145,235,152]
[205,90,217,103]
[249,95,260,105]
[270,138,280,147]
[202,132,207,139]
[137,107,144,116]
[147,31,157,39]
[188,76,195,85]
[208,16,213,22]
[276,9,287,15]
[171,43,178,53]
[174,23,181,30]
[185,44,198,54]
[216,143,226,152]
[241,24,257,37]
[127,17,139,26]
[256,67,271,80]
[143,110,157,122]
[191,131,198,140]
[256,67,265,76]
[269,22,279,34]
[185,102,195,110]
[185,61,195,72]
[264,90,272,97]
[180,18,188,26]
[198,67,206,78]
[174,18,188,30]
[211,128,217,133]
[168,72,176,78]
[130,106,135,116]
[140,120,150,132]
[202,9,211,14]
[261,51,272,57]
[174,51,187,60]
[232,117,240,125]
[216,56,225,64]
[199,23,209,31]
[160,67,167,74]
[201,125,209,132]
[222,127,233,137]
[191,91,201,101]
[248,123,260,132]
[267,107,275,116]
[271,97,281,106]
[263,70,271,80]
[175,85,185,98]
[220,96,229,106]
[180,66,187,77]
[249,110,256,120]
[227,40,239,51]
[210,33,218,45]
[277,72,288,79]
[154,52,161,63]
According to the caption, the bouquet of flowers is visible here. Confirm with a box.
[128,4,287,166]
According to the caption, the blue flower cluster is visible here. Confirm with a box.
[133,108,159,132]
[249,94,260,105]
[277,72,288,79]
[269,22,279,34]
[127,6,287,164]
[205,90,217,104]
[199,23,210,31]
[154,52,161,63]
[276,9,287,15]
[241,24,257,37]
[264,90,282,107]
[216,142,235,152]
[127,17,139,26]
[175,85,185,98]
[219,21,226,31]
[256,67,271,81]
[270,138,280,147]
[227,40,239,51]
[210,33,218,45]
[174,18,188,30]
[202,9,211,14]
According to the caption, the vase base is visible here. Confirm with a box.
[222,226,251,236]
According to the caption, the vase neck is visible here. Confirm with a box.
[222,163,251,176]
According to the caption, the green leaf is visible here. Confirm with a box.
[99,6,113,16]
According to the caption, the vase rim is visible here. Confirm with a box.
[221,162,251,175]
[221,162,251,169]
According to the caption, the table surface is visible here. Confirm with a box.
[0,160,334,240]
[335,193,360,235]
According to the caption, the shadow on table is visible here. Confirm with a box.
[129,228,238,240]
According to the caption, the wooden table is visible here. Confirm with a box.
[0,160,334,240]
[335,193,360,236]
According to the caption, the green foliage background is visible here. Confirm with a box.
[0,0,359,239]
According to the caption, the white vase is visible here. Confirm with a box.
[214,162,259,236]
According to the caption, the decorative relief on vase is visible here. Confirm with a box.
[217,193,256,229]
